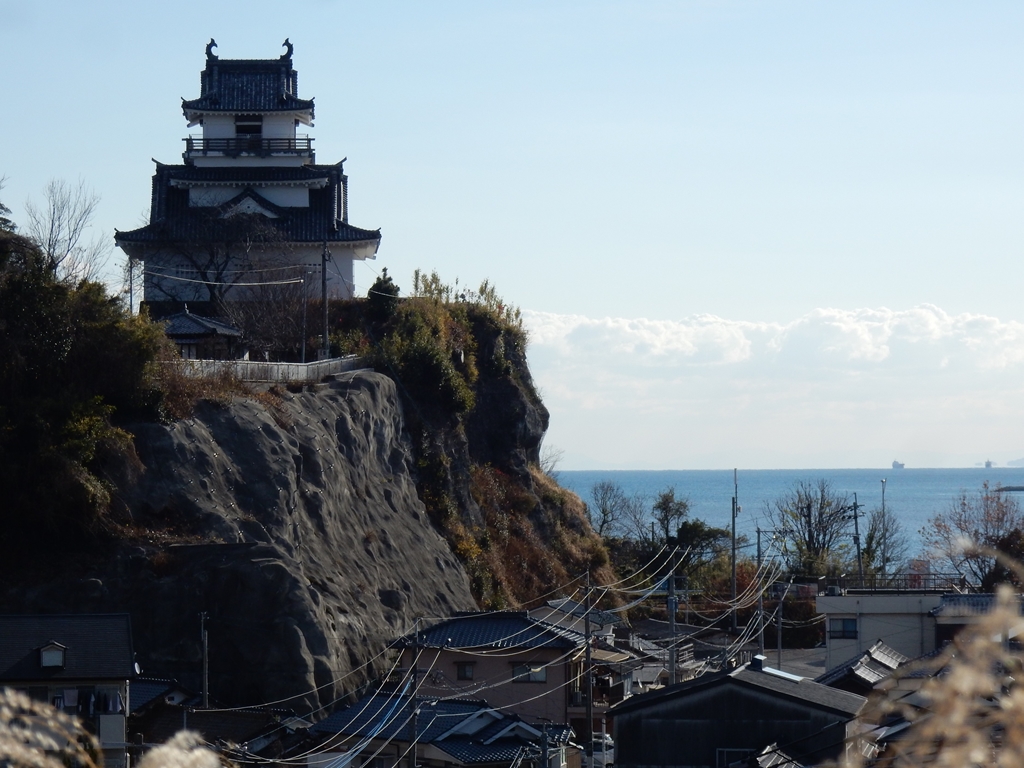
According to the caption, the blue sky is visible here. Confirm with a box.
[3,1,1024,469]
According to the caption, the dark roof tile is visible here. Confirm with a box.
[0,614,135,682]
[395,612,584,651]
[183,56,314,115]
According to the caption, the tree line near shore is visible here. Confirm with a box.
[586,476,1024,602]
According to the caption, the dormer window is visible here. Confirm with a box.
[39,642,66,668]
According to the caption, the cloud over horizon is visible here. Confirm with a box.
[524,305,1024,469]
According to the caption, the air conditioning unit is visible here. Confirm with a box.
[825,585,843,597]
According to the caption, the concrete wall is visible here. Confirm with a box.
[815,593,942,669]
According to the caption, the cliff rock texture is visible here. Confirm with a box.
[1,371,475,713]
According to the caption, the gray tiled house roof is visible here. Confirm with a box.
[0,614,135,682]
[394,612,584,651]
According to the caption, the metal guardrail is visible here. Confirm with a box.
[818,572,974,595]
[172,355,366,383]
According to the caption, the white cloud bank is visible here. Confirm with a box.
[523,305,1024,469]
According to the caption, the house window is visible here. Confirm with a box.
[829,618,858,639]
[456,662,475,681]
[512,664,547,683]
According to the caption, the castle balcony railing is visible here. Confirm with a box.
[184,135,313,157]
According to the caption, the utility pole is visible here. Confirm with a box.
[584,575,594,768]
[851,493,864,585]
[301,273,308,363]
[321,241,331,359]
[731,468,739,633]
[668,548,678,685]
[199,612,209,709]
[409,620,419,768]
[756,528,764,657]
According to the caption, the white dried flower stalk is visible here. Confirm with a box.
[0,687,100,768]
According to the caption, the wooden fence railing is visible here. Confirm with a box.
[172,355,366,383]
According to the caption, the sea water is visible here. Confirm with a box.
[558,467,1024,558]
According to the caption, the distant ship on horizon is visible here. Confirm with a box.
[892,460,905,469]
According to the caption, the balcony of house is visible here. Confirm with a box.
[184,135,313,158]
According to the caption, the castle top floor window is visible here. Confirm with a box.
[235,115,263,138]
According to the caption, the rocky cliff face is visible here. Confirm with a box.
[1,371,475,713]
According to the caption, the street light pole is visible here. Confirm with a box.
[881,478,887,578]
[731,468,739,633]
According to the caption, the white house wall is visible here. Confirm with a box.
[201,115,235,139]
[816,594,942,669]
[262,114,297,139]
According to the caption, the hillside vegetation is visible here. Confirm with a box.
[332,269,613,607]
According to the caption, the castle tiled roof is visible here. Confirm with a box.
[182,44,314,116]
[115,165,380,248]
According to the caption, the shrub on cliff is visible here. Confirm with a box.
[0,229,164,559]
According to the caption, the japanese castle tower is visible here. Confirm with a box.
[116,40,381,318]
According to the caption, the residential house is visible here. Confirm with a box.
[394,612,636,741]
[609,655,865,768]
[0,614,137,768]
[307,692,578,768]
[116,40,381,322]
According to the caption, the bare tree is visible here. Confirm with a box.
[145,211,295,313]
[862,504,909,578]
[920,481,1024,585]
[764,479,854,577]
[589,480,627,538]
[25,178,110,282]
[223,270,311,361]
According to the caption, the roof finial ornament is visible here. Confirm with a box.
[206,38,218,60]
[281,38,293,59]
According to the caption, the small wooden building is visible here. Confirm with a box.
[609,655,865,768]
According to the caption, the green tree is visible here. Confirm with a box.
[367,267,400,321]
[0,227,164,558]
[652,486,690,543]
[0,176,16,233]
